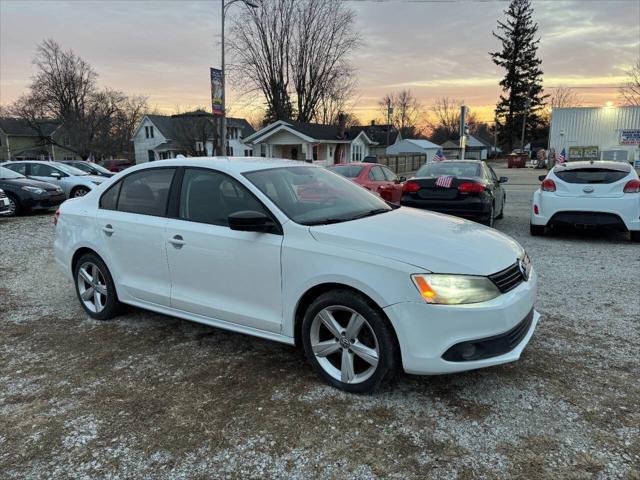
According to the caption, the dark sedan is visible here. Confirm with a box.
[60,160,114,177]
[0,166,66,216]
[400,160,507,227]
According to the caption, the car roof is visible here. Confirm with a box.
[329,162,371,167]
[553,160,631,172]
[127,156,313,174]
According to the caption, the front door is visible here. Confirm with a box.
[165,167,283,333]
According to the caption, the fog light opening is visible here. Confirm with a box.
[459,343,477,360]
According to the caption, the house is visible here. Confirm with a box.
[132,112,256,163]
[350,122,401,157]
[0,117,80,161]
[442,134,493,160]
[550,106,640,164]
[386,139,441,162]
[243,117,376,166]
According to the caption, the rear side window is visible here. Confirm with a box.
[4,163,27,175]
[329,165,364,178]
[117,168,175,216]
[368,166,385,181]
[555,169,628,184]
[381,166,397,181]
[100,181,121,210]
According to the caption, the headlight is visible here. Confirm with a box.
[411,274,500,305]
[21,186,46,195]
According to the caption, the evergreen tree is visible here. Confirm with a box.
[490,0,547,152]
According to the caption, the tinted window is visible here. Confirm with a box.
[70,162,93,173]
[100,181,122,210]
[368,166,385,181]
[118,168,174,216]
[555,169,629,184]
[55,163,87,175]
[329,165,364,178]
[381,166,397,181]
[0,166,25,179]
[179,168,267,226]
[416,162,481,178]
[487,165,499,182]
[31,163,61,177]
[3,163,27,175]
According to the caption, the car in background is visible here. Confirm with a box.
[60,160,115,178]
[0,189,10,215]
[99,159,134,173]
[327,162,405,203]
[0,166,66,216]
[1,161,107,198]
[401,160,507,227]
[531,161,640,241]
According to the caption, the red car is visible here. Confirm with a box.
[327,162,405,203]
[99,159,134,173]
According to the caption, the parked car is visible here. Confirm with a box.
[54,158,539,393]
[327,162,405,203]
[60,160,115,178]
[401,160,507,227]
[99,159,134,173]
[1,161,107,198]
[0,188,10,215]
[362,156,378,163]
[0,166,66,216]
[531,160,640,241]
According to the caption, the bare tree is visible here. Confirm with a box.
[426,97,478,144]
[379,90,423,138]
[171,111,215,157]
[619,58,640,106]
[229,0,358,123]
[549,85,582,108]
[313,74,358,125]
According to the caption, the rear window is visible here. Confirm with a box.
[555,169,628,184]
[329,165,364,178]
[416,162,481,178]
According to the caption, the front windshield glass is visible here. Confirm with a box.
[328,164,364,178]
[416,162,481,178]
[244,166,392,226]
[0,166,25,179]
[55,163,88,176]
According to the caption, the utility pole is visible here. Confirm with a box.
[459,105,468,160]
[386,97,392,148]
[520,98,531,154]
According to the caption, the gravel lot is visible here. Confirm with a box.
[1,165,638,479]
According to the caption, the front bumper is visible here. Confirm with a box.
[383,269,539,375]
[24,192,66,210]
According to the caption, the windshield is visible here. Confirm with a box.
[73,162,111,174]
[55,163,88,176]
[244,166,392,226]
[328,165,364,178]
[416,162,481,178]
[0,166,25,179]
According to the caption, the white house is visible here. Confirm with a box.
[550,106,640,165]
[244,118,376,166]
[132,113,255,163]
[386,139,441,162]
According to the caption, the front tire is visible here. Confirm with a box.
[3,193,20,216]
[530,223,545,236]
[302,290,398,393]
[73,253,122,320]
[71,186,90,198]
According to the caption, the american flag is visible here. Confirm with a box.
[433,148,446,162]
[435,176,454,188]
[557,148,566,164]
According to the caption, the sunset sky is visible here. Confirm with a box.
[1,0,639,127]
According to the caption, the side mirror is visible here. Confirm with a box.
[50,172,62,179]
[398,176,407,182]
[537,175,546,181]
[228,210,276,233]
[499,176,508,183]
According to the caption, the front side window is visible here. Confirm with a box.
[245,166,391,226]
[31,163,60,177]
[117,168,175,216]
[179,168,268,226]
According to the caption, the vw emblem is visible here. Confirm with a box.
[518,254,531,281]
[583,185,594,193]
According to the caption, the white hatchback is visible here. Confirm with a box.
[54,158,539,392]
[531,161,640,241]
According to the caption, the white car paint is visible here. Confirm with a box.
[0,188,10,214]
[54,157,539,376]
[531,161,640,233]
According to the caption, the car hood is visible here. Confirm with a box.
[309,207,524,275]
[0,177,61,191]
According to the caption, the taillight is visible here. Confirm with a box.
[623,179,640,193]
[403,181,420,193]
[457,182,484,194]
[534,205,539,215]
[54,208,60,226]
[541,179,556,192]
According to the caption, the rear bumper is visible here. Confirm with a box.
[401,195,491,220]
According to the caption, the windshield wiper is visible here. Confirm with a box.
[305,218,347,226]
[346,208,390,221]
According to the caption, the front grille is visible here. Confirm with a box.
[488,262,524,293]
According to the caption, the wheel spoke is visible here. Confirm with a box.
[341,349,355,383]
[345,313,365,340]
[351,341,379,367]
[312,340,340,357]
[94,292,102,310]
[94,284,107,296]
[318,310,342,339]
[80,286,94,301]
[79,267,93,285]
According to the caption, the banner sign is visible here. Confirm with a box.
[620,129,640,145]
[569,146,599,161]
[210,68,223,116]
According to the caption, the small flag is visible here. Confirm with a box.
[433,148,446,162]
[557,148,566,164]
[435,176,454,188]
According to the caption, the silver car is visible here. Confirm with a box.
[1,161,107,198]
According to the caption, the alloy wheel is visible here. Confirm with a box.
[309,305,380,384]
[77,261,108,313]
[73,187,89,197]
[5,196,17,216]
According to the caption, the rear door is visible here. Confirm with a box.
[554,167,631,198]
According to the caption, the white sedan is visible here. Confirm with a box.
[54,158,539,392]
[531,161,640,241]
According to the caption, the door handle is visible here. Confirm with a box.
[168,235,185,248]
[102,224,114,236]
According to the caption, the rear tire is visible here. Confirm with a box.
[530,223,545,236]
[630,231,640,242]
[301,289,398,393]
[73,253,122,320]
[482,203,495,227]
